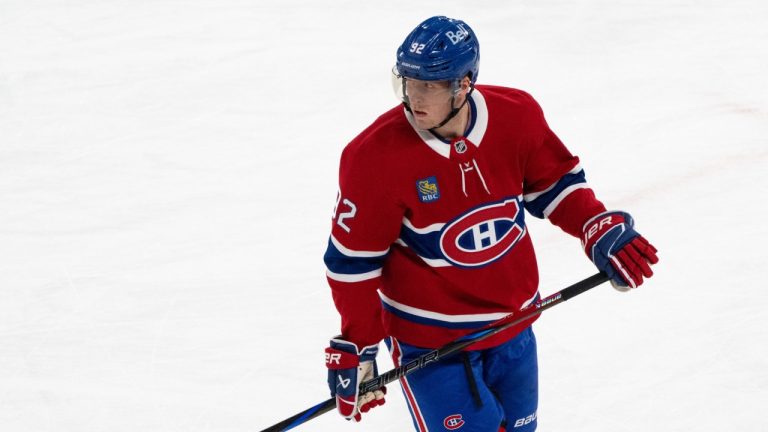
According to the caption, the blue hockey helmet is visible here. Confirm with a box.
[395,16,480,85]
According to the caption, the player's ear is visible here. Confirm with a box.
[457,76,471,96]
[462,76,471,90]
[451,76,471,105]
[455,77,471,104]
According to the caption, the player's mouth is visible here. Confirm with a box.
[413,109,428,117]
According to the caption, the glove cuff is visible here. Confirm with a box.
[581,211,635,256]
[581,210,633,233]
[330,336,379,360]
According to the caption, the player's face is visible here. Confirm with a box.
[404,79,457,129]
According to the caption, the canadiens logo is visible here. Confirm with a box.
[417,176,440,203]
[439,198,526,267]
[444,414,465,430]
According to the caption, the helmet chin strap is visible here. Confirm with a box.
[429,85,474,133]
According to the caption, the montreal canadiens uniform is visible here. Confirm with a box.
[324,85,607,350]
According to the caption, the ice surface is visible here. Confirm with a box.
[1,0,766,431]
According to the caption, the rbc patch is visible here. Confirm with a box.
[417,176,440,203]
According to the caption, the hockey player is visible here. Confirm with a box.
[323,16,658,431]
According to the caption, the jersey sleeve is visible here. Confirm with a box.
[323,140,405,347]
[521,97,606,237]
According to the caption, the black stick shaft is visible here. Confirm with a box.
[261,272,609,432]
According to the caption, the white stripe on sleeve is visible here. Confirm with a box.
[330,234,389,258]
[326,268,383,283]
[542,183,590,218]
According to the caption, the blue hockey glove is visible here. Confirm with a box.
[324,337,386,422]
[582,211,659,290]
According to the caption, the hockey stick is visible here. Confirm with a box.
[260,272,609,432]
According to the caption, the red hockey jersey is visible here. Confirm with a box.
[324,85,606,350]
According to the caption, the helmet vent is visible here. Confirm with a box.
[426,60,451,72]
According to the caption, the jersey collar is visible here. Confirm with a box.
[404,88,489,159]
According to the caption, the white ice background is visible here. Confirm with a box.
[1,1,767,431]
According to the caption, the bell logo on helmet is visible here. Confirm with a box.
[445,25,469,45]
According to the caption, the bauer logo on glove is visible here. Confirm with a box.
[581,211,659,290]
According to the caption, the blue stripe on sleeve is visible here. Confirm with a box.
[323,237,386,276]
[524,169,587,219]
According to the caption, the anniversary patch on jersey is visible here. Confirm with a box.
[439,197,526,267]
[417,176,440,203]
